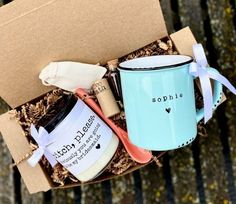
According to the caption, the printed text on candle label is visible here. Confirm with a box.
[46,100,113,177]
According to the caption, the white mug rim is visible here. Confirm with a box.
[118,55,193,71]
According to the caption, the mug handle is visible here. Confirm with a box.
[196,68,223,123]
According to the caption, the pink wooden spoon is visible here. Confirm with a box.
[76,88,152,164]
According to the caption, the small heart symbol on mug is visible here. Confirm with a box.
[166,108,171,113]
[96,144,101,149]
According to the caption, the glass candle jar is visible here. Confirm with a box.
[38,94,119,182]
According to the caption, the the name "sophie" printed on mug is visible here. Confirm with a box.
[152,93,183,103]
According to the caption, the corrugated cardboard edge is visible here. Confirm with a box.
[170,27,227,103]
[0,112,52,194]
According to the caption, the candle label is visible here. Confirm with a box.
[46,99,113,177]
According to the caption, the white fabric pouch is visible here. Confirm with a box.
[39,61,107,92]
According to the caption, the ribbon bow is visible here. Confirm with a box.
[27,124,57,167]
[190,44,236,123]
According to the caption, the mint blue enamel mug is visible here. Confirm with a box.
[118,55,223,150]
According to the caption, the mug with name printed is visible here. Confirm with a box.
[118,55,223,150]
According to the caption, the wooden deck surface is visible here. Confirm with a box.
[0,0,236,203]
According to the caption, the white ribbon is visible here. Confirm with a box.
[190,44,236,123]
[27,124,57,167]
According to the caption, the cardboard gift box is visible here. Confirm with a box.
[0,0,209,194]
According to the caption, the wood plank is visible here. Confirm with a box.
[111,174,135,204]
[81,183,104,204]
[177,0,205,42]
[0,135,15,204]
[74,187,82,204]
[206,0,236,73]
[176,0,227,202]
[101,180,112,204]
[169,148,199,203]
[162,153,175,204]
[191,138,206,204]
[0,99,14,204]
[51,189,74,204]
[21,180,44,204]
[133,170,143,204]
[160,0,175,33]
[198,120,230,203]
[216,105,236,202]
[206,0,236,203]
[140,162,168,204]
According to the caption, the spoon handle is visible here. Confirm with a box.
[76,88,152,163]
